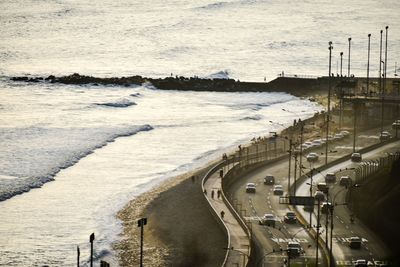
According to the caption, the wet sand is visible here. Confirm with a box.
[115,161,227,267]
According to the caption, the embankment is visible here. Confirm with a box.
[11,73,340,97]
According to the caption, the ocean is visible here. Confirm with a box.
[0,0,398,266]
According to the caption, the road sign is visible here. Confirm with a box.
[279,196,315,206]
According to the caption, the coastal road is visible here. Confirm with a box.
[226,125,395,266]
[296,140,400,266]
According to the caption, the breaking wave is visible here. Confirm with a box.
[96,98,136,108]
[0,125,153,201]
[241,115,263,121]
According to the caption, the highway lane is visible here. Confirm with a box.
[296,140,400,266]
[226,125,396,266]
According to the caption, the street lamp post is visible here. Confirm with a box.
[89,233,95,267]
[353,101,357,153]
[326,41,333,165]
[367,34,371,95]
[299,122,304,183]
[288,139,293,195]
[316,199,321,267]
[339,52,344,129]
[348,38,352,77]
[138,218,147,267]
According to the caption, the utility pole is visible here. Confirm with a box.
[77,246,80,267]
[326,41,333,165]
[367,34,371,95]
[353,102,357,153]
[89,233,95,267]
[293,152,298,197]
[339,52,344,129]
[316,199,321,266]
[379,29,384,135]
[299,122,304,180]
[138,218,148,267]
[309,168,314,228]
[348,38,351,77]
[288,139,292,196]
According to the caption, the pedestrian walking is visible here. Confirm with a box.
[203,189,207,195]
[219,169,223,178]
[217,189,221,199]
[191,175,195,183]
[220,210,225,219]
[211,190,214,199]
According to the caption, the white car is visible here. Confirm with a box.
[311,139,323,147]
[379,131,391,141]
[340,130,350,136]
[246,183,256,193]
[392,120,400,129]
[306,152,319,162]
[273,185,284,195]
[333,133,344,140]
[259,213,276,227]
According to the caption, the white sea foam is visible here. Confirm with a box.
[0,125,153,201]
[1,0,398,265]
[95,98,137,108]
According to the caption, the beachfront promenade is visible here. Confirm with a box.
[202,161,251,267]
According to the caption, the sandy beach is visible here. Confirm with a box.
[115,91,330,267]
[115,161,227,267]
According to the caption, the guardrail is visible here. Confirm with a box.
[354,151,400,183]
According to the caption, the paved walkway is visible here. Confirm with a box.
[203,165,250,267]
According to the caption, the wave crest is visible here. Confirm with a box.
[96,98,136,108]
[0,124,153,201]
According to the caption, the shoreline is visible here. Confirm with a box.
[115,90,328,266]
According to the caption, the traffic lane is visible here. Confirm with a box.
[228,158,316,264]
[296,140,400,263]
[248,163,318,262]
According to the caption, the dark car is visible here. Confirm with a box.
[351,152,362,162]
[339,176,351,187]
[349,236,362,249]
[321,202,332,214]
[325,172,336,183]
[263,175,275,185]
[284,211,297,224]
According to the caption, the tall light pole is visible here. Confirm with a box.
[367,34,371,95]
[138,218,147,267]
[326,41,333,165]
[288,139,292,196]
[379,30,383,94]
[379,29,384,135]
[339,52,344,129]
[89,233,95,267]
[348,38,352,77]
[316,199,321,267]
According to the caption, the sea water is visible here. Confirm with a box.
[0,0,399,266]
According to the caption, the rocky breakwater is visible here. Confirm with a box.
[11,73,336,97]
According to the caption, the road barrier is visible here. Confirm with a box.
[354,151,400,183]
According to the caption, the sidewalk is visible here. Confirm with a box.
[203,165,250,267]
